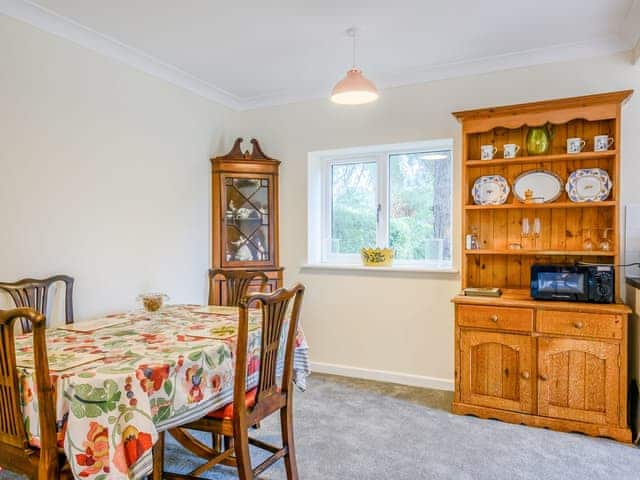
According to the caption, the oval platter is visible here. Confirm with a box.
[472,175,510,205]
[565,168,612,202]
[513,169,563,203]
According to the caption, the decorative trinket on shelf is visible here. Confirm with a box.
[522,189,544,204]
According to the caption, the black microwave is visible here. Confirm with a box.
[530,264,614,303]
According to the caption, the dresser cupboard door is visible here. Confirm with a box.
[460,331,534,413]
[537,337,619,425]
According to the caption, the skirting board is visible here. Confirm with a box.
[310,361,454,391]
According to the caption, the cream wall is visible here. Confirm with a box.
[0,15,230,322]
[227,52,640,388]
[3,13,640,389]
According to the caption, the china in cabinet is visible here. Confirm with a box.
[451,91,634,442]
[210,138,282,304]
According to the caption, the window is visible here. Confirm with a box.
[308,140,453,269]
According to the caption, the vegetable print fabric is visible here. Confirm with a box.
[15,305,310,480]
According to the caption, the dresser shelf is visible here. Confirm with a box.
[466,150,616,167]
[464,249,615,256]
[464,201,615,210]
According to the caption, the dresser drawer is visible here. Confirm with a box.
[537,310,622,339]
[457,305,533,332]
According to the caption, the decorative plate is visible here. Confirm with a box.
[565,168,612,202]
[472,175,510,205]
[513,170,563,203]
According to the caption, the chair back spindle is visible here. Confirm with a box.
[235,284,305,414]
[0,275,74,333]
[208,269,268,307]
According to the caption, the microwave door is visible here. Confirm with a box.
[537,272,585,300]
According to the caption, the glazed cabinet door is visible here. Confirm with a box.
[220,173,275,267]
[460,331,534,413]
[537,337,619,425]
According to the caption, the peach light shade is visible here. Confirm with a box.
[330,68,379,105]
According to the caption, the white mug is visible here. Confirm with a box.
[594,135,614,152]
[503,144,520,159]
[481,145,498,160]
[567,137,586,154]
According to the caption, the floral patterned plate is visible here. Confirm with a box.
[566,168,612,202]
[472,175,510,205]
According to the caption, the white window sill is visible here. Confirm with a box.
[301,263,459,274]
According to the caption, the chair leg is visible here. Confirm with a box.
[223,435,233,451]
[152,431,165,480]
[213,433,222,453]
[234,426,253,480]
[280,401,299,480]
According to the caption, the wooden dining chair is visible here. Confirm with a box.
[0,308,72,479]
[207,269,268,306]
[160,284,305,480]
[0,275,75,333]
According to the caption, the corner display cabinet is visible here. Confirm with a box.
[451,91,634,442]
[210,138,283,303]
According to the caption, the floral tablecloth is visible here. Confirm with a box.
[15,305,310,480]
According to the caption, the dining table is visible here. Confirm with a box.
[14,304,310,480]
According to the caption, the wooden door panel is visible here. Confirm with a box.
[460,331,534,413]
[538,337,618,425]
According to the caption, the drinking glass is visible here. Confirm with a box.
[599,228,612,251]
[521,218,530,249]
[583,227,594,251]
[532,217,541,249]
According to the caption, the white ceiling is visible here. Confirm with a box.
[3,0,640,109]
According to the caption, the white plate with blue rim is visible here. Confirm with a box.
[565,168,612,202]
[472,175,510,205]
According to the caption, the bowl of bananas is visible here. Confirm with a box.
[360,247,394,267]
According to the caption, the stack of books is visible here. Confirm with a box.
[463,287,502,298]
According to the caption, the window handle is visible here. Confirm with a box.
[376,203,381,224]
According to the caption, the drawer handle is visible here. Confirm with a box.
[520,371,530,380]
[539,374,548,382]
[573,321,584,329]
[489,314,499,323]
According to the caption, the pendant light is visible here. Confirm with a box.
[330,28,379,105]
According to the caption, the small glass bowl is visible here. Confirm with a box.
[508,242,522,250]
[137,293,169,313]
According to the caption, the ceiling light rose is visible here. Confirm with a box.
[330,28,379,105]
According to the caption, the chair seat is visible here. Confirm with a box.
[207,388,257,419]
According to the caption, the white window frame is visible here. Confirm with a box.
[307,139,455,271]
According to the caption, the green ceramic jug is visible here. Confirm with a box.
[526,123,555,155]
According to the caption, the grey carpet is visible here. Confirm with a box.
[2,373,640,479]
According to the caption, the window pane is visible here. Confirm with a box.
[389,151,452,264]
[331,162,377,254]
